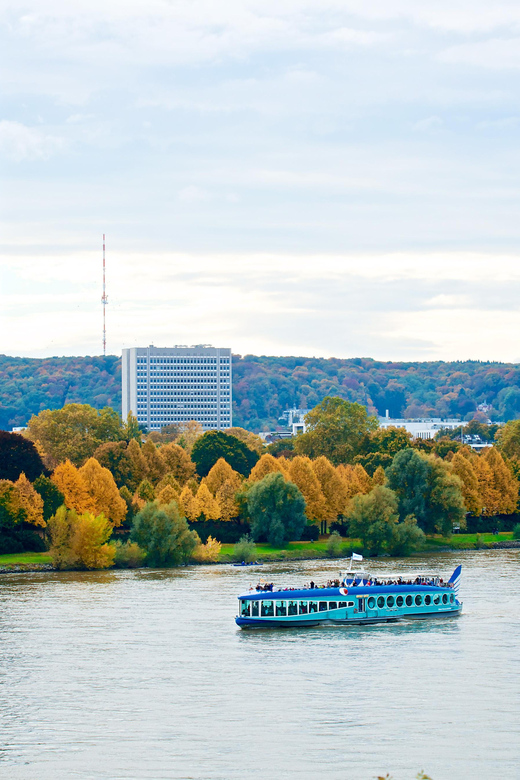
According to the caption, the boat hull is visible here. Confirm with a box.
[236,605,462,629]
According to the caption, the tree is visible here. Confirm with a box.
[25,403,124,467]
[347,486,399,555]
[451,452,482,516]
[126,439,148,488]
[191,431,259,478]
[175,420,204,452]
[388,515,426,557]
[247,472,306,546]
[288,456,327,523]
[496,420,520,463]
[156,484,179,506]
[294,397,378,465]
[204,458,241,495]
[191,536,222,563]
[0,430,47,482]
[216,478,241,521]
[33,475,65,522]
[372,466,386,486]
[386,448,465,535]
[136,478,155,503]
[93,441,137,490]
[78,457,127,526]
[47,507,115,570]
[51,460,94,514]
[160,443,196,484]
[130,500,199,566]
[226,427,264,454]
[141,440,167,485]
[122,412,141,442]
[475,447,518,515]
[179,485,200,521]
[312,456,348,519]
[14,473,45,527]
[248,453,288,482]
[196,482,221,520]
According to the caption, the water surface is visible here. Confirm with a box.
[1,550,519,779]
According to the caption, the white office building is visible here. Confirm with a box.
[122,345,232,432]
[378,414,461,440]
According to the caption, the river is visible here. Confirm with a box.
[1,549,519,780]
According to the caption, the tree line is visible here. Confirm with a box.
[0,397,519,568]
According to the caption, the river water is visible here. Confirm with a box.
[0,550,519,780]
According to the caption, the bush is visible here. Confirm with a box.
[326,531,344,558]
[512,523,520,540]
[191,535,221,563]
[232,534,257,563]
[47,507,115,570]
[189,520,250,544]
[388,515,425,557]
[112,540,146,568]
[130,500,199,567]
[300,523,320,541]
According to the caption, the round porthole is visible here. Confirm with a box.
[450,594,454,603]
[433,594,440,605]
[377,596,385,608]
[405,595,412,606]
[415,595,422,606]
[442,594,448,604]
[387,596,394,608]
[396,596,404,607]
[367,597,376,609]
[424,595,431,605]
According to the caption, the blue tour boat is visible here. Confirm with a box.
[235,560,462,629]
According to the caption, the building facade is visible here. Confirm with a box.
[122,345,232,432]
[378,415,461,440]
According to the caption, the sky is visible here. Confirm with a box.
[2,0,520,362]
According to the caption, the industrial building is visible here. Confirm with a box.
[122,345,232,432]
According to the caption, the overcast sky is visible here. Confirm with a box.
[2,0,520,361]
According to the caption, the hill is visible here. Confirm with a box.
[1,353,520,432]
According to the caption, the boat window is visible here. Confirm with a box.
[240,601,250,617]
[424,595,431,606]
[275,601,287,616]
[367,597,376,609]
[338,601,347,609]
[377,596,385,608]
[396,596,404,607]
[348,601,354,607]
[251,601,259,617]
[309,601,318,613]
[442,594,448,605]
[329,602,337,610]
[450,594,454,604]
[261,601,274,617]
[299,601,308,614]
[415,595,422,606]
[405,595,413,606]
[433,594,440,605]
[318,602,328,612]
[288,600,298,616]
[387,596,395,608]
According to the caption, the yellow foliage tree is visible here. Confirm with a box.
[160,443,196,484]
[204,458,242,496]
[14,473,45,527]
[353,464,372,495]
[126,439,148,486]
[79,458,127,527]
[52,459,94,514]
[191,535,222,563]
[372,466,386,486]
[156,484,179,506]
[47,507,115,570]
[179,485,200,521]
[451,452,482,516]
[249,453,288,482]
[476,447,518,516]
[288,456,327,523]
[226,427,264,454]
[216,478,241,521]
[311,456,347,519]
[196,482,221,521]
[142,440,167,485]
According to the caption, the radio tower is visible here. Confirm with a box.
[101,234,108,355]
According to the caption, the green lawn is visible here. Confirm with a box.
[0,552,53,566]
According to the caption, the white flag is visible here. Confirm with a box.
[352,553,363,562]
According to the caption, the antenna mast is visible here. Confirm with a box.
[102,234,108,355]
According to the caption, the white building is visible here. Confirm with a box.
[279,408,309,435]
[378,414,462,440]
[122,345,232,432]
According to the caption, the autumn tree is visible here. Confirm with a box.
[93,441,137,490]
[179,485,200,521]
[312,456,348,520]
[156,484,179,506]
[288,456,327,524]
[475,447,518,515]
[249,453,288,482]
[14,473,45,527]
[196,482,221,521]
[25,403,124,467]
[160,442,196,485]
[136,479,155,504]
[216,478,241,521]
[226,427,264,454]
[247,472,307,546]
[78,457,127,526]
[294,397,378,465]
[47,507,115,570]
[126,439,148,488]
[33,475,65,522]
[130,500,199,566]
[204,458,241,495]
[175,420,204,452]
[451,452,482,516]
[141,440,167,485]
[0,430,47,482]
[52,460,94,515]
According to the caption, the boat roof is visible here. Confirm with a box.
[239,584,452,600]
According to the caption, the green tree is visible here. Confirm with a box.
[191,430,259,478]
[247,472,306,546]
[386,448,465,535]
[347,486,399,555]
[294,397,378,465]
[25,404,124,467]
[388,515,426,556]
[496,419,520,462]
[0,431,48,482]
[33,475,65,522]
[130,501,199,567]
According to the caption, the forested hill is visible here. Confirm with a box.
[1,353,520,432]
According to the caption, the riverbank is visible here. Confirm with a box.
[0,533,518,573]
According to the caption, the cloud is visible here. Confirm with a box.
[413,116,443,132]
[0,121,64,161]
[439,38,520,69]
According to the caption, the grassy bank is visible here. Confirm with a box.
[0,552,53,566]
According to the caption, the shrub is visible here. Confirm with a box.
[112,540,146,568]
[513,523,520,540]
[388,515,425,557]
[47,507,115,570]
[232,534,257,563]
[326,530,344,558]
[130,500,199,567]
[191,535,221,563]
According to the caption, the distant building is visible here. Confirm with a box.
[279,408,309,436]
[122,345,232,432]
[378,413,461,440]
